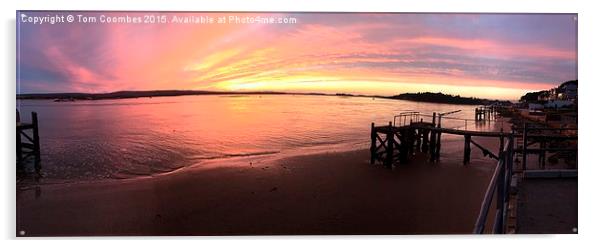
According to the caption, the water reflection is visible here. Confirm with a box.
[17,95,499,182]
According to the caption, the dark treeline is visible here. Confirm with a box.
[386,92,506,105]
[16,90,294,100]
[18,89,510,105]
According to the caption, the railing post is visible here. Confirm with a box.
[495,154,506,234]
[432,112,436,125]
[499,128,504,159]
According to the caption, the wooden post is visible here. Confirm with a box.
[436,115,442,161]
[421,129,429,152]
[415,129,422,151]
[475,108,478,121]
[429,112,437,162]
[370,122,376,165]
[408,128,415,155]
[463,135,471,165]
[399,130,407,163]
[522,123,528,171]
[429,128,437,162]
[32,112,41,172]
[16,125,23,169]
[386,122,394,167]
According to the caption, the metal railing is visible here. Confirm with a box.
[393,111,421,127]
[473,135,514,234]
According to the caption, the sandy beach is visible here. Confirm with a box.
[17,134,502,236]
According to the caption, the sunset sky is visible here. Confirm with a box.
[17,12,577,100]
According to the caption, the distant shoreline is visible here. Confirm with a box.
[16,90,508,105]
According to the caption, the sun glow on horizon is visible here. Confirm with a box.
[199,78,540,100]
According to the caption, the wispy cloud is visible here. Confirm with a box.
[17,12,577,99]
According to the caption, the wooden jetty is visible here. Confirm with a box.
[371,106,578,234]
[370,109,577,234]
[370,110,507,168]
[370,107,577,170]
[17,111,41,172]
[475,105,495,121]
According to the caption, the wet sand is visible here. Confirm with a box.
[17,136,501,236]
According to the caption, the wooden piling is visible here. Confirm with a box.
[16,111,42,172]
[16,122,23,170]
[415,129,422,151]
[408,128,415,155]
[399,129,408,163]
[385,122,394,167]
[32,112,41,172]
[370,122,376,165]
[436,115,442,161]
[463,135,471,165]
[429,129,437,162]
[421,129,429,152]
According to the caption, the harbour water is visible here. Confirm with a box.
[17,94,498,181]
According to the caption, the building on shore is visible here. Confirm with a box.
[535,80,578,103]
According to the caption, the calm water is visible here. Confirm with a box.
[17,95,497,181]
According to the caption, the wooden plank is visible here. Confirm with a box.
[372,125,576,139]
[16,123,34,130]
